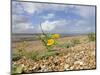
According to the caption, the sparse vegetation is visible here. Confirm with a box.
[12,1,96,74]
[17,41,29,51]
[12,49,59,62]
[12,34,96,74]
[42,50,59,59]
[12,63,23,74]
[88,33,96,41]
[25,51,39,60]
[38,23,60,52]
[12,52,22,61]
[71,39,80,45]
[58,42,74,48]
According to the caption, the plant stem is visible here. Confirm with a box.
[39,23,49,51]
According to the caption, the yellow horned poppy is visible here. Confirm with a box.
[47,39,54,46]
[52,34,60,39]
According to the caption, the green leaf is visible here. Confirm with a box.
[12,64,23,74]
[54,40,59,44]
[15,65,23,73]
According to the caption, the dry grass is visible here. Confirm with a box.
[12,35,88,51]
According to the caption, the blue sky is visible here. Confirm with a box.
[12,1,96,34]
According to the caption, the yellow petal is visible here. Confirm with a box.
[47,39,54,46]
[52,34,60,39]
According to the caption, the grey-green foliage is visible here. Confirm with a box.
[12,52,22,61]
[88,33,96,41]
[29,50,59,60]
[12,49,25,61]
[12,63,23,74]
[12,41,29,61]
[58,42,74,48]
[12,49,58,61]
[42,50,59,59]
[26,51,39,60]
[71,39,80,45]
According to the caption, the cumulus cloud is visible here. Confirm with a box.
[12,15,28,24]
[39,19,67,32]
[20,2,43,14]
[12,22,34,33]
[12,1,95,34]
[12,14,34,33]
[12,22,34,31]
[12,1,69,14]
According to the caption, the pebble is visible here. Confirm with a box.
[12,42,96,73]
[74,61,84,65]
[64,64,70,70]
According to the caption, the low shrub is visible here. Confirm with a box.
[71,39,80,45]
[28,50,59,60]
[12,63,23,74]
[58,42,74,48]
[12,49,59,61]
[12,52,22,61]
[42,50,59,59]
[25,51,39,60]
[88,33,96,41]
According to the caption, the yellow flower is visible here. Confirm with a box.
[52,34,60,39]
[47,39,54,46]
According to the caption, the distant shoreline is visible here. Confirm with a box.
[11,34,89,42]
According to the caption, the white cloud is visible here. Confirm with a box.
[13,1,69,14]
[40,20,67,31]
[73,6,95,18]
[12,23,34,33]
[71,27,92,33]
[13,1,95,18]
[12,1,95,34]
[12,1,43,14]
[12,15,34,33]
[12,1,24,14]
[41,21,56,31]
[44,4,68,11]
[75,20,86,26]
[20,2,43,14]
[42,13,55,19]
[12,15,28,25]
[86,27,92,31]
